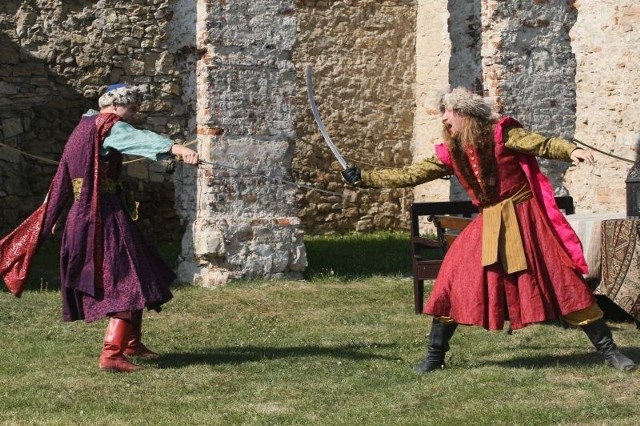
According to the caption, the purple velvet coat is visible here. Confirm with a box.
[3,113,175,322]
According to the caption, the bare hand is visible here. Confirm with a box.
[570,148,595,166]
[179,150,200,165]
[171,144,200,166]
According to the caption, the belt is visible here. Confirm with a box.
[481,185,533,274]
[72,177,119,201]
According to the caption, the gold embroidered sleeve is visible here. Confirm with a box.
[504,127,576,162]
[360,156,452,188]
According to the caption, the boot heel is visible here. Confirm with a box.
[124,310,159,359]
[581,319,636,372]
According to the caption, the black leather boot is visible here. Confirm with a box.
[581,319,636,371]
[413,319,458,373]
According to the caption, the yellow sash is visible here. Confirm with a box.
[481,186,532,274]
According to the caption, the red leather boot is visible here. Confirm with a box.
[99,318,144,372]
[124,311,159,359]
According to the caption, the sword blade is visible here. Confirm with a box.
[305,65,348,170]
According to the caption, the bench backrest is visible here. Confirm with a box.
[411,196,575,239]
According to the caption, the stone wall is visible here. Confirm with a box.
[411,1,450,204]
[414,0,576,203]
[0,0,192,244]
[413,0,640,215]
[293,0,418,233]
[568,1,640,211]
[483,0,578,193]
[174,0,307,286]
[2,0,640,284]
[413,0,494,203]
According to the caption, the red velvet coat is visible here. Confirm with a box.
[425,118,595,330]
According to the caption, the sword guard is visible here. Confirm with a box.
[341,165,362,187]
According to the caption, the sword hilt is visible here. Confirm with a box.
[341,165,362,187]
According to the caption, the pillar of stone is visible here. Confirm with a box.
[175,0,306,287]
[413,0,485,203]
[414,0,583,204]
[481,1,578,193]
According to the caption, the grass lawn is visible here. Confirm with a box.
[2,234,640,425]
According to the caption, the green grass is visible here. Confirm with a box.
[303,231,417,279]
[2,233,640,425]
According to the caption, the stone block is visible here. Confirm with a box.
[1,118,22,138]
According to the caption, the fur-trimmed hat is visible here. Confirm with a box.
[98,83,144,108]
[441,87,498,121]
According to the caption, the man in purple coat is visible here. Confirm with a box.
[0,83,199,372]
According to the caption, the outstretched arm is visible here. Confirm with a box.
[504,127,594,165]
[342,156,452,189]
[569,148,595,166]
[103,121,199,165]
[170,143,199,165]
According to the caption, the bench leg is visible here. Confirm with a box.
[413,278,424,315]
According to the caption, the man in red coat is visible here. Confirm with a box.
[341,87,635,372]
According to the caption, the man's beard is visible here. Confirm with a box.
[444,125,497,205]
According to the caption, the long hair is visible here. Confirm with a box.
[442,114,499,205]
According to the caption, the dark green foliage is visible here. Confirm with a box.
[304,231,434,279]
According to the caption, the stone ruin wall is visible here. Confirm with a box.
[175,0,308,286]
[293,0,417,234]
[0,0,418,285]
[0,0,191,245]
[0,0,417,242]
[568,1,640,211]
[414,0,640,214]
[415,0,583,202]
[1,0,639,283]
[485,0,578,192]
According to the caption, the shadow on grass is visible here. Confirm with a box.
[155,343,400,369]
[485,346,640,370]
[451,317,640,370]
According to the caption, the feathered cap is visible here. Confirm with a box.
[98,83,144,108]
[440,87,498,121]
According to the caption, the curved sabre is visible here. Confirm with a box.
[305,65,348,170]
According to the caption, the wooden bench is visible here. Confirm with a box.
[410,196,575,314]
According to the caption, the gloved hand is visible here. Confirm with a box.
[341,165,361,186]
